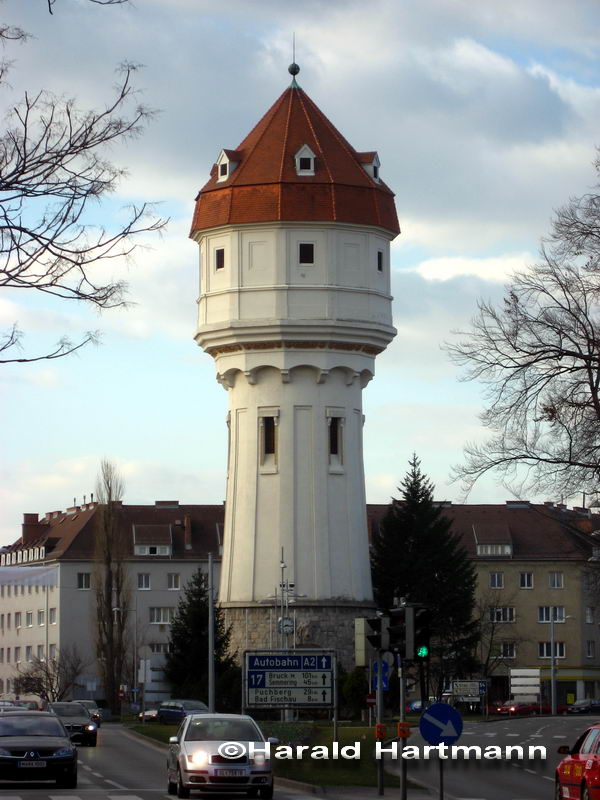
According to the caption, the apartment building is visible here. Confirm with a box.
[367,501,600,704]
[0,500,223,702]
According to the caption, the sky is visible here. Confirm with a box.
[1,0,599,545]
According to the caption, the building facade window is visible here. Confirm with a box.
[26,611,32,627]
[37,645,44,661]
[49,608,56,625]
[215,247,225,270]
[77,572,91,590]
[586,607,595,624]
[150,642,171,654]
[549,571,564,589]
[520,572,533,589]
[6,648,10,663]
[538,606,565,623]
[477,544,512,556]
[14,647,20,663]
[49,644,57,660]
[489,572,504,589]
[377,250,383,272]
[490,607,515,623]
[38,609,45,626]
[138,573,151,590]
[538,641,565,658]
[587,641,596,659]
[167,573,180,590]
[25,646,32,662]
[15,612,21,628]
[149,607,175,624]
[298,242,314,265]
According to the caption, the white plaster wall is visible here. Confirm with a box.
[219,364,372,603]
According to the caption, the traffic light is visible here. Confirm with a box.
[388,606,413,660]
[414,607,431,660]
[365,615,390,652]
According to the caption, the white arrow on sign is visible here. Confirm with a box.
[422,712,458,738]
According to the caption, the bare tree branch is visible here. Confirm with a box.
[1,2,166,363]
[13,645,88,701]
[446,152,600,499]
[48,0,129,15]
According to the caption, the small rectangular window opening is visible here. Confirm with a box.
[219,163,228,177]
[264,417,275,456]
[329,417,340,456]
[298,243,314,265]
[377,251,383,272]
[299,157,312,171]
[373,165,379,179]
[215,248,225,270]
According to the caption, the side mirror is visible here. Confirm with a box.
[169,736,179,744]
[557,745,571,754]
[267,737,279,745]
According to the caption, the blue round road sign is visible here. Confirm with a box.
[419,703,463,746]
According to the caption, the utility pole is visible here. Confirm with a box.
[208,552,215,712]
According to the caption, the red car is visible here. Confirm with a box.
[556,724,600,800]
[494,701,537,716]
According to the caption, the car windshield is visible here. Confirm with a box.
[79,702,97,710]
[0,717,65,737]
[185,718,261,742]
[573,700,590,706]
[51,704,87,717]
[182,702,207,710]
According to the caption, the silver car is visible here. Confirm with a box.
[167,713,276,798]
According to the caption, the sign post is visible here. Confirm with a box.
[419,704,463,800]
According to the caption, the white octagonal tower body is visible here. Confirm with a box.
[191,72,400,664]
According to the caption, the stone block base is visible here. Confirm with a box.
[220,601,375,671]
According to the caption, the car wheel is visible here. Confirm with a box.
[167,773,177,795]
[555,781,562,800]
[88,737,97,747]
[56,770,77,789]
[176,767,190,799]
[259,783,274,799]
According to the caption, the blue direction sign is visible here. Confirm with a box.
[373,661,389,691]
[247,653,332,671]
[419,703,463,746]
[245,650,335,709]
[479,680,488,696]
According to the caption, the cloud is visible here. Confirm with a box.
[411,252,533,282]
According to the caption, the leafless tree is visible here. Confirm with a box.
[447,156,600,499]
[93,459,130,713]
[474,589,522,680]
[0,0,166,364]
[13,645,88,701]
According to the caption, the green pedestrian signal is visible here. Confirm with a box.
[416,644,429,659]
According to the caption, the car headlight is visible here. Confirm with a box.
[85,724,97,731]
[251,754,267,766]
[53,747,74,758]
[189,750,208,765]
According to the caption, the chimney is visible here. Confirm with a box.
[184,514,192,550]
[22,513,44,545]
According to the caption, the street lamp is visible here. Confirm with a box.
[550,610,573,715]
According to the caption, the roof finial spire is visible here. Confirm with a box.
[288,32,300,88]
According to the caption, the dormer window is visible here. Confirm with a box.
[357,151,381,183]
[295,144,316,176]
[216,149,242,183]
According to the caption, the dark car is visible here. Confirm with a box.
[74,700,102,727]
[0,710,77,787]
[158,700,208,725]
[48,702,97,746]
[567,699,600,714]
[494,701,537,716]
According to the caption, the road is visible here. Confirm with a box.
[390,714,591,800]
[0,716,593,800]
[0,724,319,800]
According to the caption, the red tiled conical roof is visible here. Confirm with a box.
[190,85,400,235]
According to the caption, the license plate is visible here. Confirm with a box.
[214,768,245,777]
[18,760,46,768]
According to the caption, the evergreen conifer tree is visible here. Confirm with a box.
[164,568,235,704]
[370,455,479,698]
